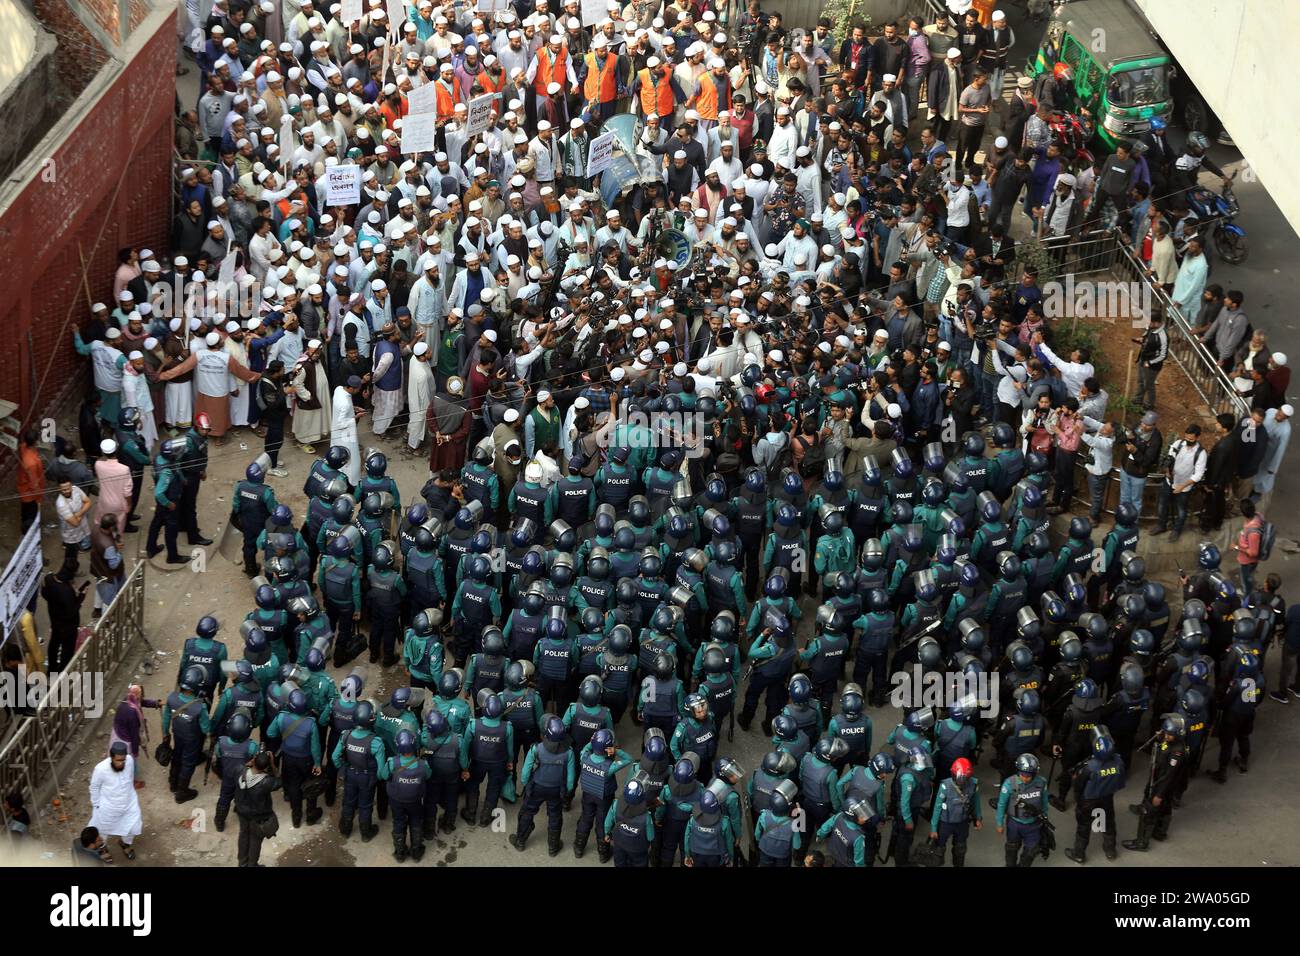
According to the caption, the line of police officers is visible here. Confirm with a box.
[157,415,1276,865]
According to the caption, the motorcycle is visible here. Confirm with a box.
[1049,110,1096,170]
[1187,177,1248,265]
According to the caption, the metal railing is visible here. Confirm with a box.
[1020,229,1249,520]
[0,561,147,837]
[1106,238,1250,420]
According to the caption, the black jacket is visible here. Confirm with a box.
[234,768,282,818]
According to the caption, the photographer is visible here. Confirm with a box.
[1118,411,1163,519]
[945,366,977,446]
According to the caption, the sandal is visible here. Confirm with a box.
[118,840,135,860]
[98,846,115,863]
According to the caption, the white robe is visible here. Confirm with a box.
[370,349,402,435]
[121,368,158,449]
[291,358,331,445]
[330,386,362,484]
[226,339,252,427]
[407,357,434,448]
[88,756,143,840]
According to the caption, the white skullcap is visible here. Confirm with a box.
[610,367,626,381]
[504,408,520,423]
[768,349,783,363]
[1281,404,1295,417]
[100,438,118,455]
[483,329,498,343]
[1272,352,1287,365]
[994,136,1009,149]
[205,332,221,346]
[887,403,902,418]
[105,327,122,339]
[413,342,429,357]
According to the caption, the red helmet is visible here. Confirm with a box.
[754,382,774,402]
[194,411,212,431]
[951,757,973,780]
[1053,62,1073,82]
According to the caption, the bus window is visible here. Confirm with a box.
[1107,65,1169,107]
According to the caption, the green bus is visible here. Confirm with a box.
[1025,0,1173,147]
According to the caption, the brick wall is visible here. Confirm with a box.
[0,9,176,444]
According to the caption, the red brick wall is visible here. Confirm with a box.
[0,10,176,438]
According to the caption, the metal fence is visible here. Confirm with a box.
[0,561,147,837]
[1106,239,1250,421]
[1016,229,1249,519]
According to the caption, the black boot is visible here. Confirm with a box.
[951,845,966,868]
[574,835,588,859]
[410,843,425,862]
[460,804,479,826]
[597,840,612,863]
[423,819,438,841]
[214,807,228,832]
[1004,842,1020,867]
[324,789,336,807]
[393,843,408,862]
[477,806,493,828]
[1064,845,1087,864]
[440,815,456,833]
[510,831,529,852]
[1236,754,1249,773]
[548,832,563,857]
[174,788,198,804]
[292,808,303,828]
[305,807,323,825]
[1103,837,1118,861]
[361,823,378,842]
[1122,816,1151,852]
[1207,768,1228,784]
[1018,844,1037,867]
[339,817,353,838]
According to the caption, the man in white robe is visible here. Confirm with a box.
[290,340,332,451]
[121,353,159,449]
[161,319,195,428]
[158,331,259,438]
[88,743,143,857]
[331,376,365,485]
[224,321,254,428]
[369,321,404,436]
[406,341,435,453]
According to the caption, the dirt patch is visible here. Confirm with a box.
[276,832,357,867]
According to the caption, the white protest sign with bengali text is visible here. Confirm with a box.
[400,112,439,154]
[324,163,362,205]
[586,131,616,175]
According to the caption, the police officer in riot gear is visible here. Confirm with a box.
[511,715,576,855]
[1063,726,1126,864]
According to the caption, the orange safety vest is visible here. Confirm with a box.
[638,66,675,118]
[583,51,619,104]
[435,78,460,121]
[534,46,568,95]
[695,72,730,121]
[479,69,505,98]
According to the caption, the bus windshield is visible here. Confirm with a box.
[1106,64,1169,107]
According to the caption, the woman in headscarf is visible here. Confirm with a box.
[109,685,161,788]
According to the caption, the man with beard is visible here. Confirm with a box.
[290,339,332,454]
[87,742,143,862]
[370,322,405,436]
[429,375,470,473]
[407,341,435,457]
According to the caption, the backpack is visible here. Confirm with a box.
[795,434,827,479]
[1249,519,1276,562]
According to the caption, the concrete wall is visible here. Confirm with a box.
[0,0,40,95]
[1132,0,1300,235]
